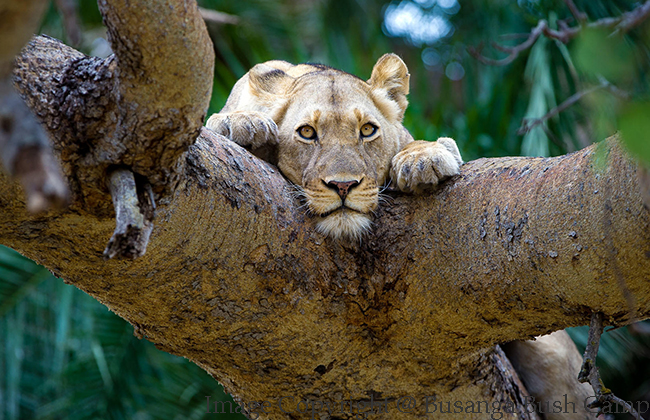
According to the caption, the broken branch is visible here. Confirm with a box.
[104,168,155,259]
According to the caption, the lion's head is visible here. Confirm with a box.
[246,54,413,240]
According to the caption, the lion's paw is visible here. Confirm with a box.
[390,137,462,193]
[206,112,278,149]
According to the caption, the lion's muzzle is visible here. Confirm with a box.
[324,179,360,202]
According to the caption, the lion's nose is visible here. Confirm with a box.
[325,180,360,202]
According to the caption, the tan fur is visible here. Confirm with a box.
[391,137,462,193]
[504,331,597,420]
[206,53,462,240]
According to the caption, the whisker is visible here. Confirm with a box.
[285,183,305,197]
[378,194,393,204]
[379,179,393,194]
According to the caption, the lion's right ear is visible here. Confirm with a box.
[248,62,294,97]
[368,54,410,119]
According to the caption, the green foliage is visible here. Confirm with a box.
[571,23,650,166]
[619,100,650,163]
[521,36,555,157]
[574,28,635,83]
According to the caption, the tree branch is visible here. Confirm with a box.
[13,0,214,257]
[468,21,549,66]
[97,0,214,197]
[3,1,650,416]
[562,0,587,23]
[53,0,82,46]
[103,168,155,259]
[579,313,642,419]
[517,77,629,135]
[611,1,650,34]
[1,127,649,418]
[469,1,650,66]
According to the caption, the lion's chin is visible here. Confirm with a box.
[316,209,372,241]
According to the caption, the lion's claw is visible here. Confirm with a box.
[206,112,278,149]
[390,137,462,193]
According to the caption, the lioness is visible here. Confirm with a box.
[206,53,462,240]
[206,54,595,420]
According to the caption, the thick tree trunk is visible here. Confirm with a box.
[1,126,648,418]
[1,1,649,418]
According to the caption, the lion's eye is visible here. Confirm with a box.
[298,125,317,140]
[360,123,377,138]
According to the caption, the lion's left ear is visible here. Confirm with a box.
[368,53,410,119]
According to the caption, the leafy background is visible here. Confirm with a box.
[2,0,650,419]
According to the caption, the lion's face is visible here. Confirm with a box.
[250,55,411,240]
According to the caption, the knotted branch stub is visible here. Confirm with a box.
[104,168,155,259]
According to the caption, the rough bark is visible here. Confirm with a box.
[2,1,649,418]
[14,2,214,216]
[1,126,648,419]
[11,0,214,256]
